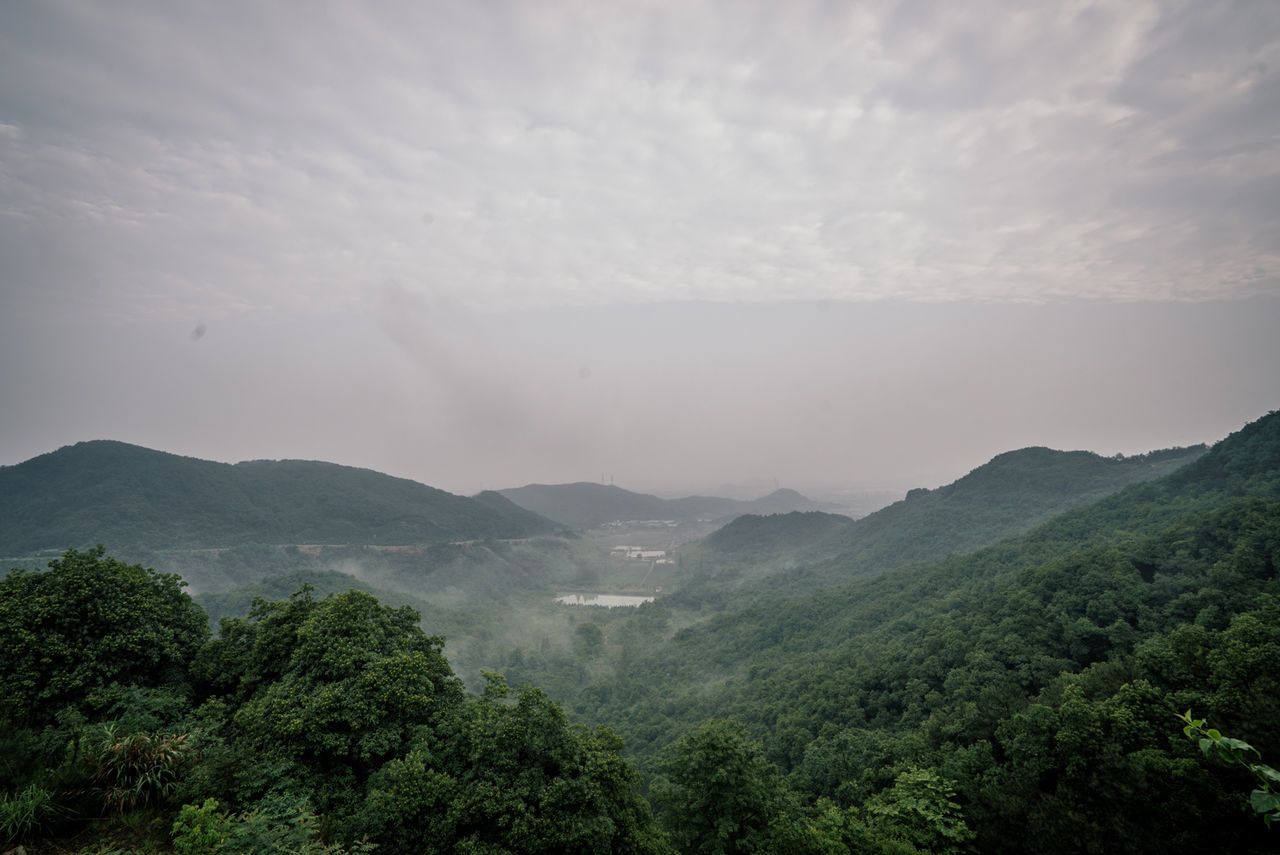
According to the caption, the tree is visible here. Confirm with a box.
[190,588,463,810]
[0,546,209,728]
[863,767,973,855]
[360,675,672,855]
[574,622,605,658]
[653,720,796,855]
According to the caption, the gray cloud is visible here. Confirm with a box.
[1,1,1278,493]
[3,0,1277,315]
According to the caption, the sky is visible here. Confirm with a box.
[1,0,1278,497]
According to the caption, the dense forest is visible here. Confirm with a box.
[0,441,564,557]
[2,413,1278,853]
[495,482,837,529]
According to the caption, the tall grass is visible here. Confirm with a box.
[91,727,192,814]
[0,783,56,844]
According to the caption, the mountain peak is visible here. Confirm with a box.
[0,442,556,555]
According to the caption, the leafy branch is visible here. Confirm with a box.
[1178,710,1280,826]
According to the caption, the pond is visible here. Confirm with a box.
[555,593,656,607]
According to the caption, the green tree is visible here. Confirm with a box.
[654,720,798,855]
[190,588,463,810]
[574,622,605,658]
[360,675,672,855]
[0,546,209,728]
[863,767,973,855]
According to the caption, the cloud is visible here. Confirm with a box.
[1,0,1276,323]
[1,2,1278,493]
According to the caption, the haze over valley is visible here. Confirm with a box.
[4,2,1280,853]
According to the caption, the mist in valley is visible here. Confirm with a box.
[4,2,1280,852]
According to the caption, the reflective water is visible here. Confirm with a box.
[555,593,655,607]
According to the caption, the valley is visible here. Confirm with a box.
[2,414,1277,854]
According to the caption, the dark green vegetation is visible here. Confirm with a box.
[522,412,1277,853]
[683,444,1205,598]
[498,482,837,529]
[3,413,1278,853]
[0,550,671,854]
[0,440,561,556]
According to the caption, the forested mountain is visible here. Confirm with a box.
[0,440,561,556]
[3,415,1277,854]
[692,444,1206,595]
[521,410,1280,853]
[0,549,672,855]
[497,481,836,529]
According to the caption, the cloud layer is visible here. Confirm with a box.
[2,2,1278,494]
[3,0,1278,318]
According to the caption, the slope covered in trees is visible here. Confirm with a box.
[0,440,561,556]
[534,410,1280,853]
[0,550,672,854]
[498,481,837,529]
[3,414,1277,854]
[688,444,1206,599]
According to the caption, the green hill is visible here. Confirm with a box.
[689,444,1206,597]
[4,414,1278,854]
[0,440,560,557]
[572,427,1262,757]
[498,481,835,529]
[505,410,1280,853]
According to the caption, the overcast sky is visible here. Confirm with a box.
[2,1,1278,497]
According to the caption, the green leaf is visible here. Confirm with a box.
[1250,789,1280,815]
[1251,764,1280,785]
[1220,737,1256,754]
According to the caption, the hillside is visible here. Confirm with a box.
[0,440,561,557]
[498,481,835,529]
[3,415,1278,854]
[534,409,1280,853]
[691,443,1206,595]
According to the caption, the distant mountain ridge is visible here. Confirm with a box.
[0,440,560,556]
[496,482,839,529]
[700,442,1209,585]
[561,412,1280,798]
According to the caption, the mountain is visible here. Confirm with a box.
[564,412,1278,749]
[0,440,560,557]
[698,511,852,564]
[539,410,1280,853]
[497,482,835,529]
[469,489,566,534]
[694,443,1207,592]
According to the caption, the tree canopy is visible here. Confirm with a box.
[0,545,209,728]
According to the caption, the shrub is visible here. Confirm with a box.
[91,726,193,814]
[0,783,57,845]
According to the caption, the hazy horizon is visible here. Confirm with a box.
[3,3,1278,498]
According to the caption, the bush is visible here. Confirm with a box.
[172,796,374,855]
[0,783,57,845]
[91,726,193,814]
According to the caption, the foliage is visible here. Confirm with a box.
[172,798,229,855]
[172,796,375,855]
[688,444,1205,598]
[189,587,464,814]
[91,726,193,814]
[0,546,209,728]
[0,783,57,845]
[6,410,1280,855]
[654,720,799,855]
[359,674,671,855]
[542,411,1280,853]
[863,767,973,855]
[1179,710,1280,826]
